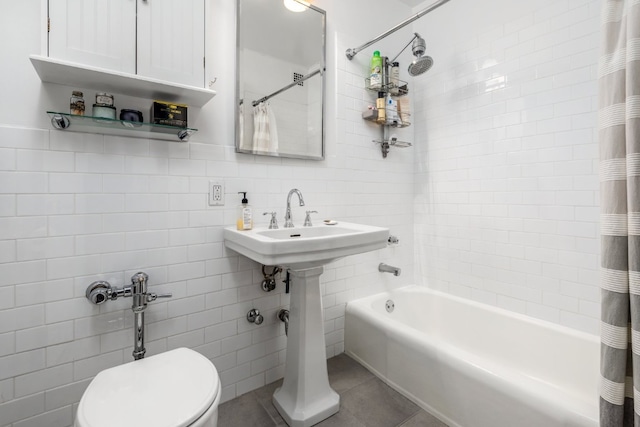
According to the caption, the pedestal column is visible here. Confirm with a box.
[273,266,340,427]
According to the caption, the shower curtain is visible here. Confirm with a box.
[600,0,640,425]
[252,102,279,152]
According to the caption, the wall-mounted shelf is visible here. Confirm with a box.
[373,138,412,148]
[362,59,413,158]
[30,55,216,107]
[364,77,409,96]
[374,137,412,158]
[362,110,411,128]
[47,112,196,142]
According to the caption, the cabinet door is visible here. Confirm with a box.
[48,0,136,73]
[137,0,205,88]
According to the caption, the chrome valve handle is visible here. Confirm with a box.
[86,281,112,304]
[247,308,264,325]
[146,292,172,302]
[85,273,172,307]
[263,212,279,229]
[304,210,318,227]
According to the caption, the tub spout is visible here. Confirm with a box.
[379,263,401,276]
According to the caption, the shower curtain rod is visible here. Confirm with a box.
[345,0,451,60]
[251,68,322,107]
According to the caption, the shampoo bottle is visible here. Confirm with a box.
[390,62,400,95]
[370,51,383,89]
[236,192,253,230]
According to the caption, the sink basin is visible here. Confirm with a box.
[224,221,389,268]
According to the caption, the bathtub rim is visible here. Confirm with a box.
[346,284,599,344]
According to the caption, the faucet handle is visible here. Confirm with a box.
[146,292,172,302]
[304,210,318,227]
[263,212,279,229]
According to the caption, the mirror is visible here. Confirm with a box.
[235,0,326,160]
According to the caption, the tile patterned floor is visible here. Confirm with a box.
[218,353,448,427]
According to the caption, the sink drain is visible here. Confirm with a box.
[385,300,395,313]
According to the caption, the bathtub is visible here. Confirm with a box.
[345,285,599,427]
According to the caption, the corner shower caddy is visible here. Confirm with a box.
[362,75,412,158]
[347,1,452,159]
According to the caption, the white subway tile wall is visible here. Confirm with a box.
[0,4,417,427]
[0,0,602,424]
[412,0,600,334]
[0,122,413,425]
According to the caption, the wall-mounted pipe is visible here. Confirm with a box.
[278,309,290,336]
[345,0,451,60]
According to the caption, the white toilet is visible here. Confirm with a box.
[75,348,221,427]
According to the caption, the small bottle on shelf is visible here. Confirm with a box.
[70,91,85,116]
[385,93,398,125]
[390,62,400,95]
[375,92,386,124]
[369,51,383,90]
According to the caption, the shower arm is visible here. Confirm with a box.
[388,33,420,65]
[345,0,451,60]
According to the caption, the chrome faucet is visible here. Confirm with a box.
[379,263,401,276]
[284,189,305,228]
[85,272,172,360]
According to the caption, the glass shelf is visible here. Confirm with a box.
[47,112,197,142]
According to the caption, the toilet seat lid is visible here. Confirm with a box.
[76,348,219,427]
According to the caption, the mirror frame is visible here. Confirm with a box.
[234,0,326,160]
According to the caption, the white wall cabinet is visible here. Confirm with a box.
[48,0,205,88]
[137,0,205,87]
[48,0,136,73]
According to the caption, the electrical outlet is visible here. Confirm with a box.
[208,181,224,206]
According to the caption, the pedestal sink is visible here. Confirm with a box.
[224,221,389,426]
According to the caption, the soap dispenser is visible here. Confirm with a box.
[237,192,253,230]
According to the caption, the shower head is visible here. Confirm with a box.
[407,33,433,76]
[388,32,433,77]
[408,55,434,76]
